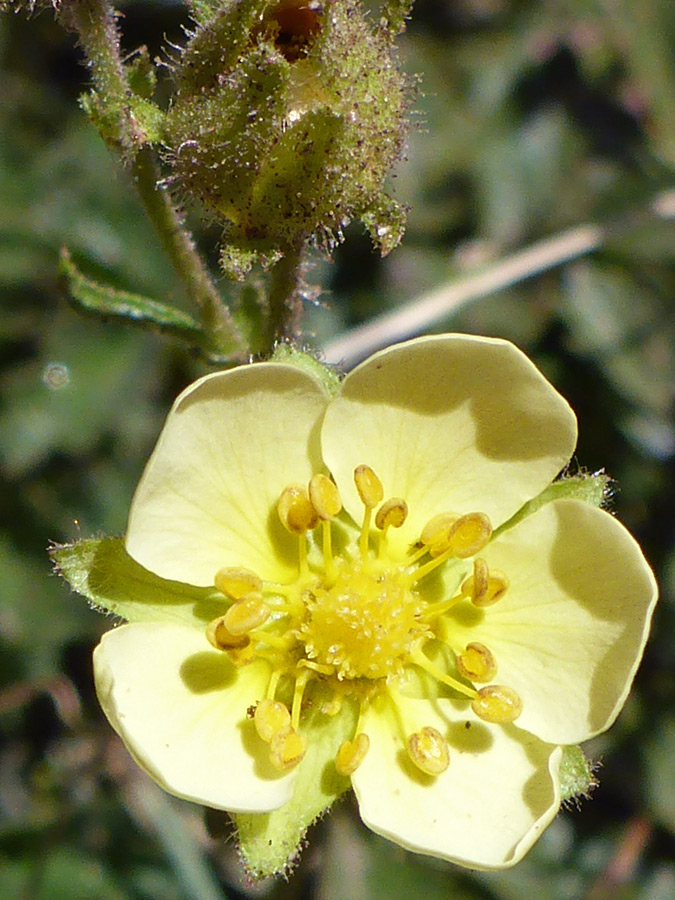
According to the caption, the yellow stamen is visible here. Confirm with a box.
[225,643,257,666]
[406,542,457,585]
[269,728,307,770]
[359,505,373,561]
[375,497,408,531]
[446,512,492,558]
[278,484,319,534]
[471,685,523,723]
[420,512,458,547]
[462,561,509,607]
[407,726,450,775]
[205,616,250,650]
[322,520,337,583]
[266,668,282,700]
[419,591,464,621]
[254,699,291,743]
[354,464,383,509]
[223,593,270,635]
[214,566,262,600]
[420,513,459,557]
[297,658,334,676]
[291,669,310,730]
[376,497,408,558]
[251,631,294,650]
[298,533,309,577]
[456,642,497,682]
[309,473,342,520]
[335,732,370,776]
[411,651,478,700]
[461,556,489,602]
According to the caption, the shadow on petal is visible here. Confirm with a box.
[446,719,493,754]
[180,651,237,694]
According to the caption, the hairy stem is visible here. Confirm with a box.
[62,0,246,359]
[262,245,305,350]
[132,150,244,358]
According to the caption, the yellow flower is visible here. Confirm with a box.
[93,335,657,872]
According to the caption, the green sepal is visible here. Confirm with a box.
[60,248,204,346]
[362,194,407,257]
[272,344,342,397]
[496,470,612,536]
[381,0,415,35]
[235,694,356,878]
[50,537,225,629]
[559,745,598,805]
[126,46,158,101]
[80,87,165,152]
[129,97,166,145]
[80,91,131,153]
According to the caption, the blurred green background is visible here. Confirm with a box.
[1,1,673,899]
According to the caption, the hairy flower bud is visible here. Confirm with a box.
[165,0,409,278]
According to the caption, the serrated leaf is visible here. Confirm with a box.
[235,695,356,878]
[51,537,225,628]
[60,248,204,345]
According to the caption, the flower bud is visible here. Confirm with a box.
[165,0,408,279]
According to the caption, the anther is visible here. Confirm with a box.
[214,566,263,600]
[206,616,250,650]
[461,559,509,607]
[225,643,257,666]
[471,685,523,724]
[269,727,308,770]
[407,726,450,776]
[419,512,457,556]
[456,642,497,682]
[223,593,270,635]
[254,699,292,743]
[335,732,370,776]
[447,512,492,558]
[375,497,408,531]
[278,484,319,533]
[354,465,384,509]
[309,473,342,520]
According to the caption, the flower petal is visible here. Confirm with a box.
[126,364,328,586]
[322,335,577,553]
[352,693,561,869]
[94,622,295,812]
[444,499,658,744]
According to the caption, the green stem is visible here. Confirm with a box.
[131,149,245,359]
[263,245,305,351]
[61,0,246,360]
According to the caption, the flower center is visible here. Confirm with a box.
[205,464,522,778]
[300,563,428,680]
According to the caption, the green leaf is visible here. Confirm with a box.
[50,537,225,629]
[235,694,356,878]
[59,248,204,346]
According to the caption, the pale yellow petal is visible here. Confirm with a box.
[443,499,658,744]
[351,693,561,869]
[126,364,328,586]
[322,335,577,555]
[94,622,295,812]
